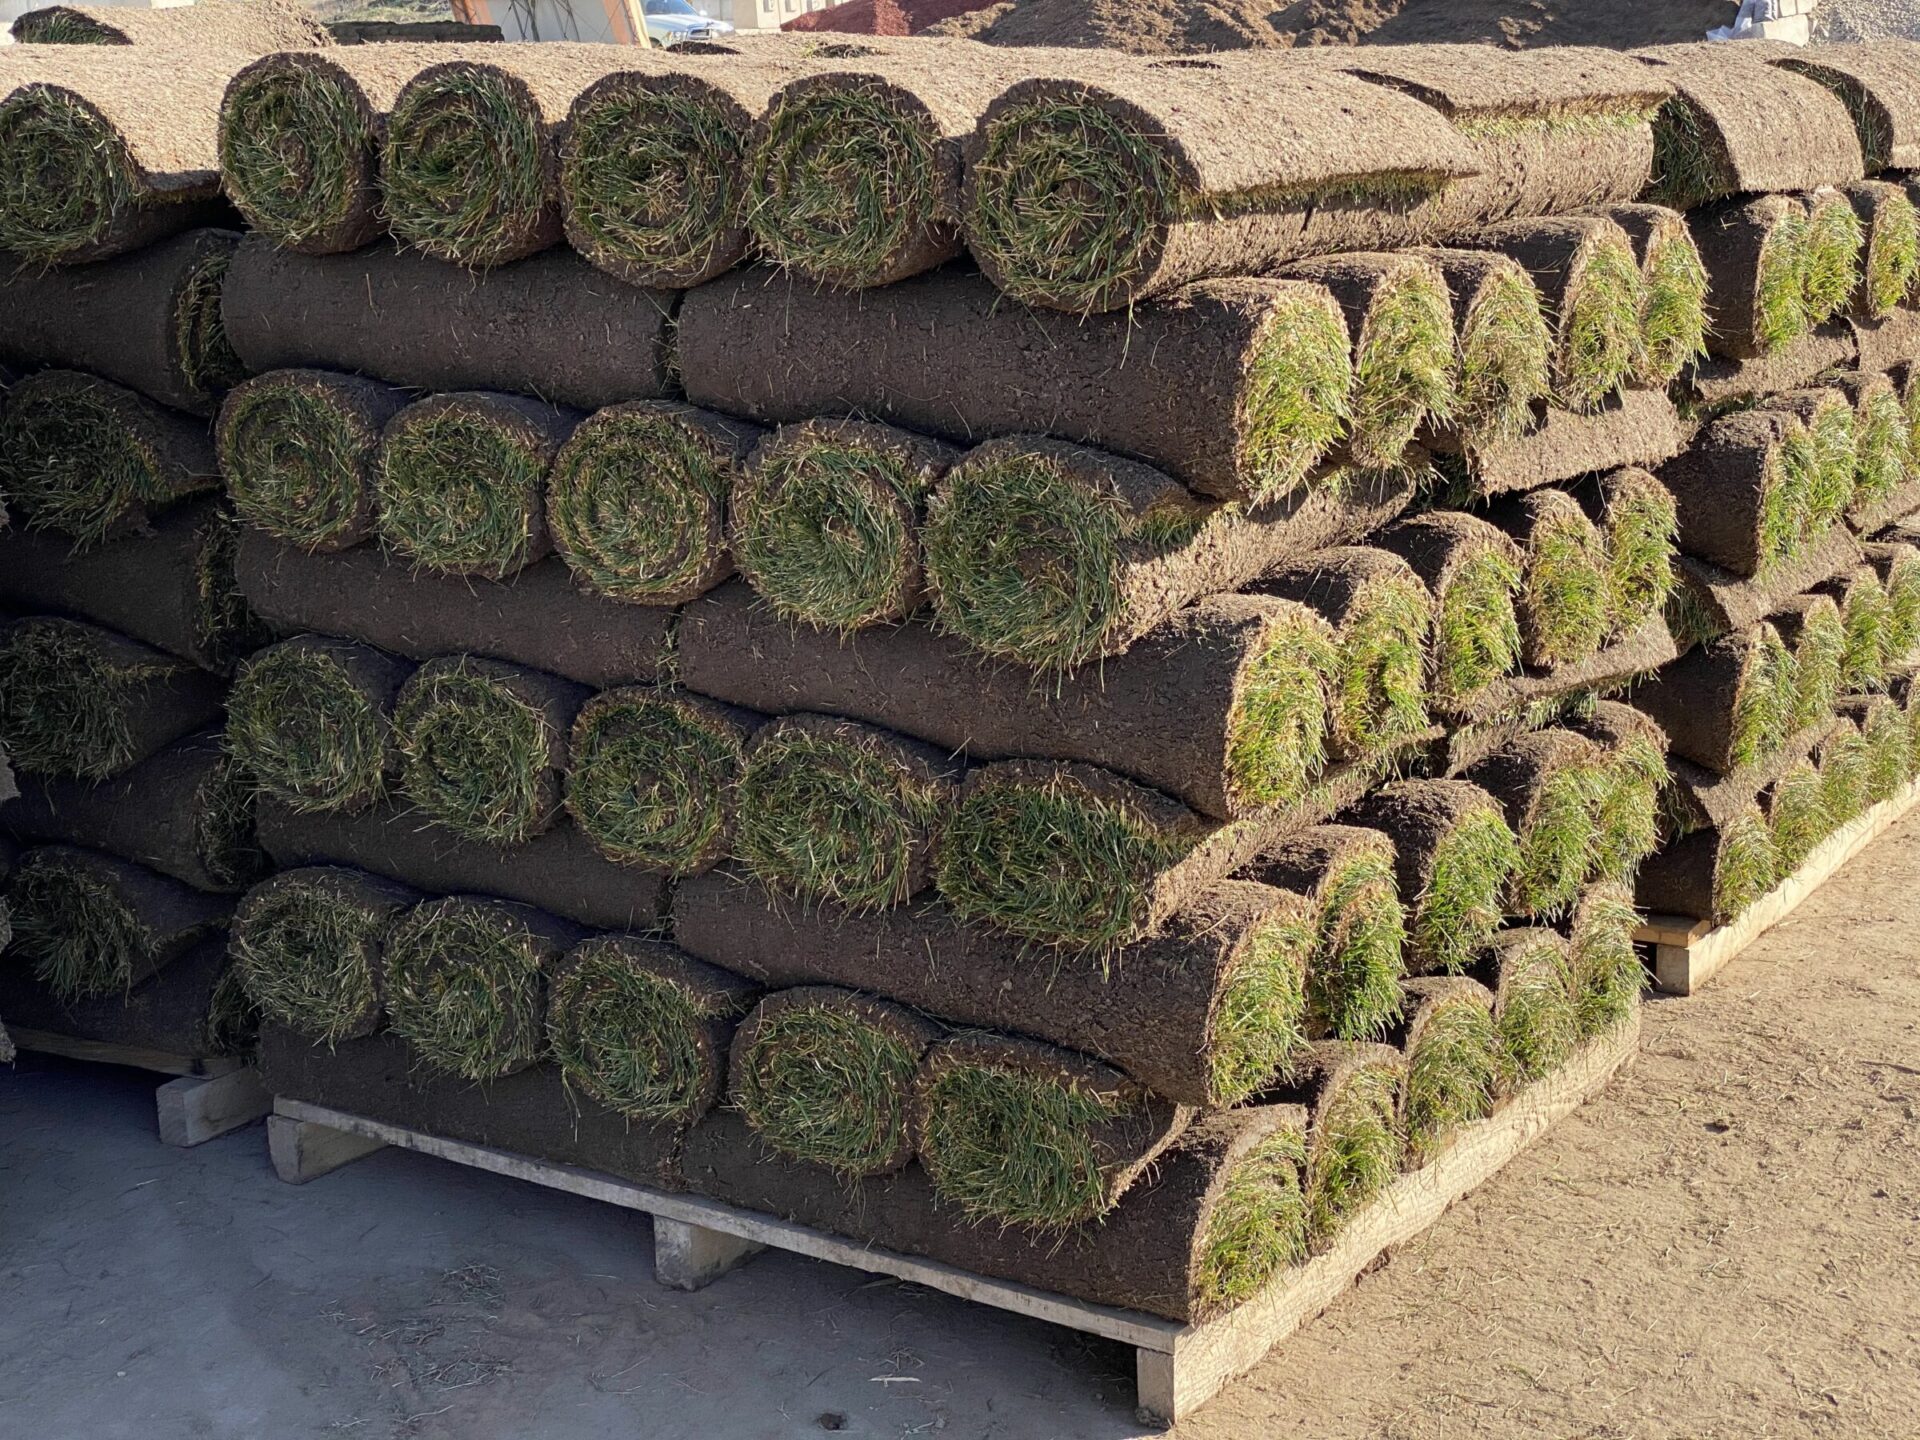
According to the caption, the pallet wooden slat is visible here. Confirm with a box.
[8,1028,245,1078]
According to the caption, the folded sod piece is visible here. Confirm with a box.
[548,936,756,1125]
[1636,803,1780,926]
[1672,526,1865,645]
[1408,248,1552,451]
[681,583,1335,821]
[1772,42,1920,174]
[0,500,269,676]
[1462,730,1603,919]
[1397,975,1498,1167]
[1690,195,1812,360]
[1427,387,1687,499]
[1814,714,1873,826]
[233,532,676,690]
[915,1031,1193,1228]
[1347,778,1520,978]
[923,439,1414,673]
[0,370,219,550]
[733,714,960,912]
[1632,624,1797,775]
[962,51,1477,314]
[1836,373,1919,532]
[1818,565,1895,693]
[392,658,586,846]
[13,0,331,49]
[226,634,413,814]
[1571,466,1680,638]
[1247,826,1409,1042]
[672,869,1314,1108]
[731,418,959,631]
[256,798,669,934]
[1687,324,1858,408]
[220,239,678,411]
[0,617,226,782]
[2,731,265,894]
[1602,202,1709,385]
[1482,926,1578,1089]
[0,228,244,416]
[1635,43,1864,212]
[1840,693,1916,802]
[565,688,757,877]
[3,844,230,1001]
[1800,187,1867,330]
[1567,700,1671,885]
[1765,387,1860,543]
[230,865,420,1044]
[1773,593,1848,732]
[0,49,248,265]
[1842,181,1920,321]
[216,369,408,553]
[1565,883,1643,1038]
[1850,302,1920,375]
[0,932,246,1060]
[1273,1040,1405,1246]
[676,267,1356,505]
[547,401,759,607]
[1659,410,1812,580]
[1362,513,1523,708]
[376,391,579,581]
[1662,706,1833,839]
[1863,540,1920,662]
[1765,753,1831,872]
[1487,489,1611,671]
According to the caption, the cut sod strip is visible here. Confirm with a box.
[730,986,936,1177]
[1373,513,1523,706]
[1278,252,1457,470]
[1489,489,1611,671]
[1151,1108,1310,1321]
[915,1032,1193,1229]
[4,844,230,1002]
[1766,388,1859,544]
[1633,624,1798,774]
[392,658,586,846]
[549,402,760,606]
[1349,778,1520,978]
[1819,566,1894,694]
[1842,374,1915,527]
[13,0,330,47]
[548,936,755,1125]
[1457,215,1644,414]
[1574,467,1679,638]
[0,227,244,416]
[1767,753,1834,872]
[733,715,959,912]
[217,369,407,554]
[230,866,420,1045]
[1411,248,1551,451]
[566,688,756,877]
[1864,542,1920,662]
[1570,700,1672,886]
[732,419,959,631]
[0,369,218,549]
[1775,44,1920,174]
[226,635,413,814]
[1251,826,1409,1042]
[1293,1042,1405,1245]
[1689,195,1811,360]
[1773,594,1848,733]
[0,617,225,782]
[1398,976,1499,1168]
[1603,202,1709,386]
[1816,717,1872,827]
[678,268,1356,506]
[1259,548,1434,760]
[1566,883,1644,1038]
[376,392,579,581]
[962,53,1474,314]
[1799,188,1866,329]
[1637,805,1780,926]
[1658,410,1812,579]
[1843,181,1920,320]
[1484,927,1578,1089]
[1463,730,1603,920]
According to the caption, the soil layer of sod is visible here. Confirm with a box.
[220,238,678,411]
[0,934,244,1059]
[226,635,412,815]
[1671,528,1863,642]
[1660,409,1810,579]
[233,531,676,690]
[1426,389,1686,499]
[0,226,244,415]
[1629,624,1795,775]
[1664,717,1836,838]
[1850,303,1920,376]
[1775,45,1920,174]
[1686,323,1858,409]
[1691,195,1812,360]
[1636,805,1780,925]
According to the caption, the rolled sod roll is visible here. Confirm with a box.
[1842,693,1916,802]
[1766,751,1833,871]
[1408,248,1551,451]
[1659,410,1811,579]
[1842,181,1920,321]
[216,369,408,554]
[565,687,758,877]
[548,401,758,607]
[1256,547,1435,760]
[1482,926,1579,1089]
[0,48,248,266]
[1772,42,1920,174]
[1,731,266,893]
[1347,779,1519,978]
[3,844,230,1001]
[548,936,756,1126]
[676,267,1357,506]
[1692,317,1856,412]
[1818,564,1895,693]
[1815,714,1873,825]
[1689,195,1811,360]
[733,714,961,912]
[0,228,244,416]
[1602,202,1708,385]
[1567,700,1671,885]
[0,932,248,1060]
[0,500,270,676]
[1863,540,1920,661]
[1277,1041,1406,1246]
[1632,624,1797,775]
[1455,214,1645,414]
[256,798,668,934]
[219,239,678,411]
[0,369,219,549]
[1765,387,1859,541]
[376,392,579,581]
[1773,593,1848,731]
[1397,975,1498,1167]
[728,986,939,1177]
[676,583,1337,821]
[0,617,227,782]
[915,1031,1194,1228]
[229,865,420,1045]
[961,51,1477,315]
[1565,883,1644,1039]
[731,418,959,631]
[1799,187,1867,331]
[13,0,332,49]
[233,531,676,690]
[383,893,583,1081]
[1637,803,1780,926]
[1427,386,1688,500]
[391,658,587,846]
[1837,372,1917,530]
[226,634,413,814]
[672,869,1314,1108]
[1571,467,1679,637]
[1487,489,1610,671]
[1248,826,1409,1043]
[1462,730,1604,919]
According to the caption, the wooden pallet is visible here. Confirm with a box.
[266,1013,1639,1425]
[9,1028,272,1147]
[1637,778,1920,996]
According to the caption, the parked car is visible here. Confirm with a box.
[643,0,735,46]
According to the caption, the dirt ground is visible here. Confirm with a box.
[2,811,1918,1439]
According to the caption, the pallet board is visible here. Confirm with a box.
[10,1029,271,1147]
[269,1014,1640,1425]
[1638,778,1920,995]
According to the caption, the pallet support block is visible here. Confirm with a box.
[267,1110,390,1184]
[156,1069,272,1147]
[652,1217,765,1291]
